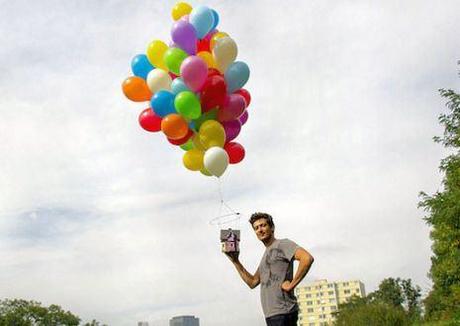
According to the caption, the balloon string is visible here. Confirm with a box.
[209,177,240,227]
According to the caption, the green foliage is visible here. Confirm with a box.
[419,88,460,322]
[334,278,422,326]
[0,299,106,326]
[0,299,80,326]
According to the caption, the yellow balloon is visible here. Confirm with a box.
[197,51,216,69]
[212,37,237,73]
[199,120,225,149]
[192,133,206,151]
[210,32,229,50]
[146,40,168,71]
[172,2,192,21]
[183,149,204,171]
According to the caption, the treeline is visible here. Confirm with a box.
[335,85,460,325]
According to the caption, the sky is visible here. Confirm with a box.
[0,0,459,325]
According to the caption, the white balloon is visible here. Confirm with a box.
[204,147,229,177]
[146,68,172,94]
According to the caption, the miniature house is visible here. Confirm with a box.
[220,229,240,253]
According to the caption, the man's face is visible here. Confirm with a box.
[252,218,274,242]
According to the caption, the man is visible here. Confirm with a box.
[225,212,314,326]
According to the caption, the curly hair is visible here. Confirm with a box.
[249,212,274,229]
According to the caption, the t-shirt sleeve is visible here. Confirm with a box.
[280,239,300,261]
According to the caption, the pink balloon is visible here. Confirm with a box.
[223,120,241,142]
[218,94,246,122]
[238,110,248,125]
[180,56,208,92]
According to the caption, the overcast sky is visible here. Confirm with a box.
[1,0,459,325]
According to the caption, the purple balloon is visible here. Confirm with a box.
[238,110,248,125]
[223,120,241,142]
[171,20,197,55]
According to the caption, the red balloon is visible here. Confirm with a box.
[207,68,221,77]
[139,108,162,132]
[169,72,178,80]
[197,39,210,52]
[234,89,251,107]
[167,129,194,145]
[224,142,245,164]
[200,75,227,112]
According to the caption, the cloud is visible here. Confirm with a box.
[0,0,459,325]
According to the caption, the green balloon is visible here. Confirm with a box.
[175,91,201,119]
[163,47,188,75]
[193,108,218,131]
[180,138,194,151]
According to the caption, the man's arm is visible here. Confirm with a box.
[282,247,314,292]
[226,252,260,289]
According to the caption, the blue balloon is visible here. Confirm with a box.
[188,120,196,131]
[171,78,190,95]
[190,6,214,39]
[131,54,154,79]
[211,9,219,30]
[225,61,250,93]
[151,90,176,117]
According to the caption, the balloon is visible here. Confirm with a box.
[197,51,216,69]
[180,56,208,91]
[122,76,152,102]
[171,20,197,55]
[168,129,194,145]
[222,120,241,142]
[218,94,246,122]
[200,75,227,112]
[146,69,172,94]
[146,40,168,71]
[192,133,206,151]
[211,9,219,30]
[183,149,204,171]
[234,88,251,107]
[131,54,154,79]
[207,68,221,77]
[225,61,250,93]
[161,114,189,140]
[224,142,245,164]
[210,32,229,50]
[238,110,249,125]
[180,138,194,151]
[171,77,190,94]
[189,6,214,39]
[139,108,162,132]
[172,2,192,21]
[200,167,212,176]
[199,120,225,149]
[151,90,176,117]
[204,147,229,177]
[174,91,201,119]
[197,38,210,52]
[213,37,237,73]
[193,108,217,131]
[164,47,188,75]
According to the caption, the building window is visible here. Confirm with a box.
[307,301,313,305]
[343,282,349,286]
[328,291,334,295]
[329,298,335,303]
[356,289,360,293]
[306,294,312,298]
[344,289,351,294]
[317,300,321,304]
[328,284,334,288]
[309,323,315,326]
[331,306,337,311]
[307,308,314,313]
[306,287,311,291]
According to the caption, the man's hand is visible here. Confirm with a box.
[224,251,240,263]
[281,280,293,292]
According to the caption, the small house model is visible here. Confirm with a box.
[220,228,240,253]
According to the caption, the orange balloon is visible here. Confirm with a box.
[122,76,152,102]
[161,114,189,140]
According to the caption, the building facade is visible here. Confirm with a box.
[295,279,366,326]
[137,322,149,326]
[169,315,200,326]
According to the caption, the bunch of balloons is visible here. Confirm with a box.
[122,3,251,178]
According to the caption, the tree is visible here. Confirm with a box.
[0,299,80,325]
[334,277,422,325]
[419,87,460,322]
[0,299,106,326]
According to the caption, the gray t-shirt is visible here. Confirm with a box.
[258,238,299,318]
